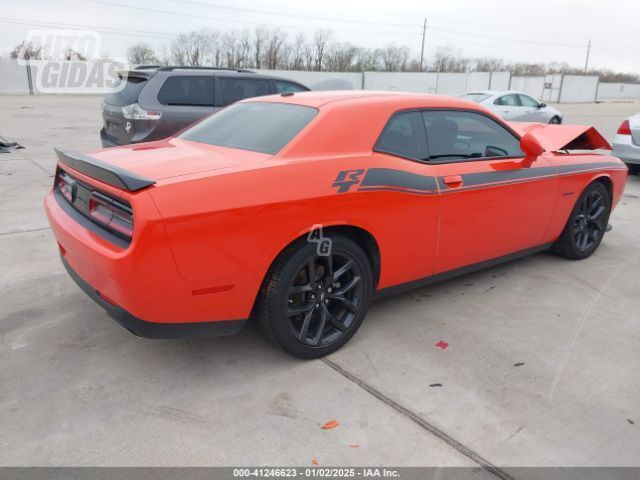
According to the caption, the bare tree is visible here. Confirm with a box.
[171,29,212,66]
[127,42,158,65]
[382,44,410,71]
[10,41,41,60]
[313,29,331,71]
[325,42,359,71]
[472,57,505,72]
[253,27,267,69]
[432,44,468,72]
[264,29,286,70]
[288,33,307,70]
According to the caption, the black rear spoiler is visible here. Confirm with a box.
[54,148,156,192]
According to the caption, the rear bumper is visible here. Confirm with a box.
[61,255,246,338]
[612,134,640,165]
[100,128,124,148]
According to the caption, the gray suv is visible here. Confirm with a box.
[100,66,310,147]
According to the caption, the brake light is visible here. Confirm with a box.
[57,171,74,202]
[617,120,631,135]
[88,192,134,239]
[122,103,162,121]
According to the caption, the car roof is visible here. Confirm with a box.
[242,90,482,110]
[464,90,530,97]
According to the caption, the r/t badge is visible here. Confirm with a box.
[332,169,365,193]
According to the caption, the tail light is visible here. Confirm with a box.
[57,171,74,202]
[122,103,162,121]
[88,191,134,240]
[617,120,631,135]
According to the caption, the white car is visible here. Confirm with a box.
[460,90,563,124]
[612,114,640,175]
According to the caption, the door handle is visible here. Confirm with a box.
[443,175,463,188]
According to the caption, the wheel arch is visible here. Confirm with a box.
[251,223,382,316]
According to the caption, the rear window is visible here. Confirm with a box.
[158,76,215,106]
[104,76,147,106]
[459,93,491,103]
[179,102,317,154]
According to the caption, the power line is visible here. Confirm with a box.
[0,16,176,40]
[162,0,421,28]
[82,0,422,36]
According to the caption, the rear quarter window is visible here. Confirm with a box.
[219,77,271,106]
[179,102,317,154]
[157,76,215,106]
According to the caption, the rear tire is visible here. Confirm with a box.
[626,163,640,175]
[553,182,611,260]
[257,234,373,359]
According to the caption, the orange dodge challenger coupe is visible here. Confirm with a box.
[45,91,627,358]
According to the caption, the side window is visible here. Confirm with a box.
[274,80,308,93]
[374,111,427,161]
[157,76,215,106]
[518,94,540,107]
[494,94,519,106]
[422,110,524,162]
[219,77,271,106]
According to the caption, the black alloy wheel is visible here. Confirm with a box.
[553,182,611,260]
[257,234,373,358]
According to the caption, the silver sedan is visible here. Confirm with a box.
[460,90,563,124]
[612,113,640,175]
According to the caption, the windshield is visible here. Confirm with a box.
[460,93,491,103]
[179,102,318,154]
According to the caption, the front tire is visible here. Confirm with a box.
[553,182,611,260]
[257,234,373,359]
[550,116,562,125]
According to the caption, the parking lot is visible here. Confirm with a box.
[1,96,639,470]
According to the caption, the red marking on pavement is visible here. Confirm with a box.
[435,341,449,350]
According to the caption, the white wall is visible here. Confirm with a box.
[489,71,511,90]
[510,76,545,100]
[256,69,363,90]
[559,75,599,103]
[0,59,30,95]
[362,72,438,93]
[542,74,563,102]
[597,82,640,100]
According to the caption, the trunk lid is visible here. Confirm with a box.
[508,122,612,151]
[84,138,271,183]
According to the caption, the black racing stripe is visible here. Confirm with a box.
[354,162,623,196]
[555,162,625,174]
[358,168,438,193]
[440,166,558,189]
[439,162,624,190]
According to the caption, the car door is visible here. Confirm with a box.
[492,94,522,120]
[517,94,544,122]
[371,110,441,283]
[422,110,558,273]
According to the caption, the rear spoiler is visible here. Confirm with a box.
[54,148,156,191]
[508,123,612,152]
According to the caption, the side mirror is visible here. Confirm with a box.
[520,133,545,167]
[538,102,547,108]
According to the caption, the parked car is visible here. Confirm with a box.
[100,66,310,147]
[612,114,640,174]
[460,90,563,124]
[47,92,626,358]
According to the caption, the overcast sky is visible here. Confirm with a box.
[1,0,639,73]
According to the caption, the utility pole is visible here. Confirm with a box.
[584,39,591,74]
[420,17,427,71]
